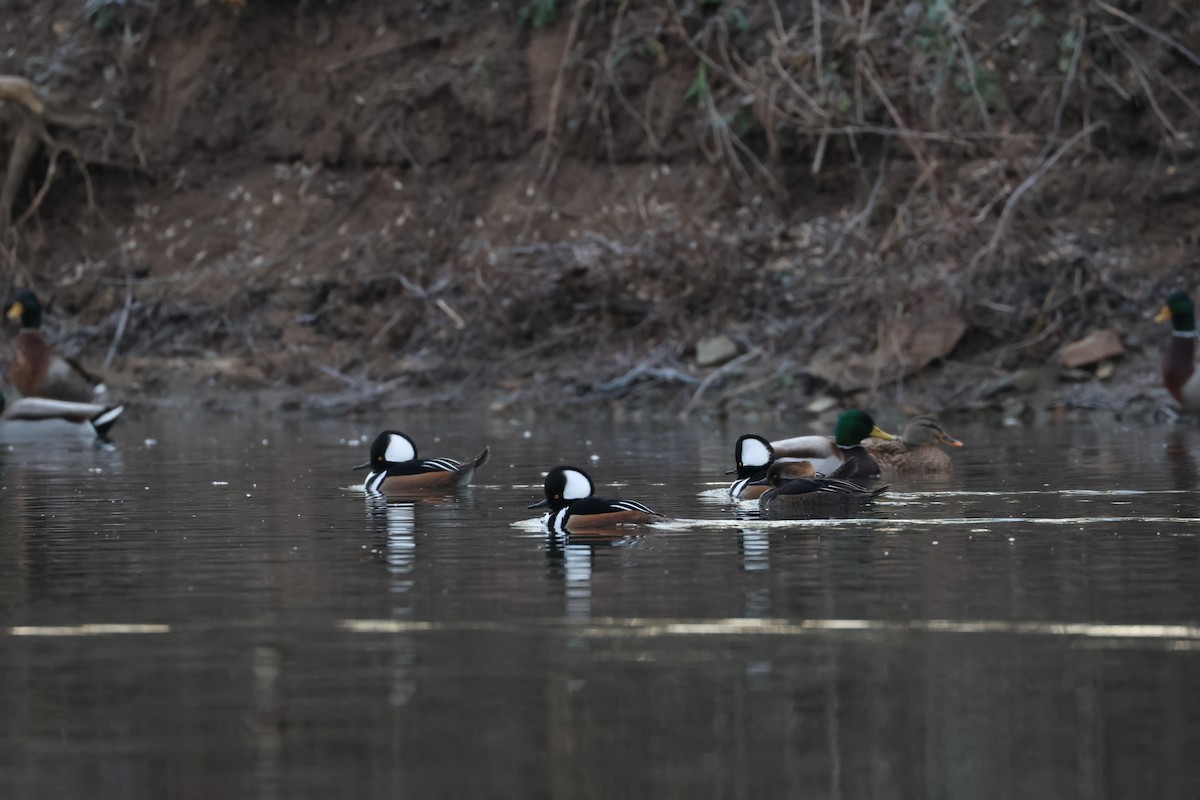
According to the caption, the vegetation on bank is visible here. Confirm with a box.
[0,1,1197,412]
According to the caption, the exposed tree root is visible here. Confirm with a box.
[0,74,105,247]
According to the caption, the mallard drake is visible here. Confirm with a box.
[354,431,489,495]
[0,387,124,441]
[767,409,896,479]
[6,289,104,402]
[1156,290,1200,410]
[529,466,666,531]
[726,434,821,500]
[752,457,887,516]
[864,415,963,473]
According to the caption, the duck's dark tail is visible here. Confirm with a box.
[472,446,490,469]
[89,405,125,438]
[817,457,886,497]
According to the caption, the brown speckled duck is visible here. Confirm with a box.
[864,415,963,473]
[1155,290,1200,411]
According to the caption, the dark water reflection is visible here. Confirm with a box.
[1,411,1199,798]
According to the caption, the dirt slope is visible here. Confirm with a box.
[1,0,1198,417]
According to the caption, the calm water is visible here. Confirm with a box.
[1,410,1199,799]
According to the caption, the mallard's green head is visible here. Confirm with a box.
[0,388,5,415]
[1156,290,1195,332]
[833,410,895,447]
[6,289,42,329]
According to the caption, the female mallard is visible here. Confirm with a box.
[1156,290,1200,410]
[864,415,963,473]
[6,289,104,402]
[752,457,887,516]
[767,409,896,479]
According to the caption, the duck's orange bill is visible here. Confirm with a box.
[939,434,965,447]
[5,302,22,320]
[1155,305,1172,323]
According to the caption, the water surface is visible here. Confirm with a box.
[1,411,1199,798]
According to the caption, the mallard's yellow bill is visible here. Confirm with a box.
[1155,305,1172,323]
[5,302,22,320]
[869,425,896,441]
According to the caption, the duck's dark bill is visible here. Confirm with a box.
[724,467,738,475]
[352,461,372,471]
[528,499,550,509]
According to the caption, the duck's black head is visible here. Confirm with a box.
[6,289,42,329]
[1157,290,1195,332]
[354,430,418,471]
[529,466,594,512]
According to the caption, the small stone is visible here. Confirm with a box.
[1059,330,1125,369]
[695,335,739,368]
[1058,368,1091,382]
[1096,361,1116,380]
[806,395,838,414]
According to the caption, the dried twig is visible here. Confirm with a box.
[541,0,590,171]
[1093,0,1200,68]
[679,348,762,418]
[970,122,1104,270]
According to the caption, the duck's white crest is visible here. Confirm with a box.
[739,437,772,468]
[562,468,593,500]
[384,433,416,463]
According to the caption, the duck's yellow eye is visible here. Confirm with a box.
[377,455,383,461]
[554,493,560,499]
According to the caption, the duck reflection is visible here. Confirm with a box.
[364,497,418,707]
[739,528,770,572]
[545,529,639,619]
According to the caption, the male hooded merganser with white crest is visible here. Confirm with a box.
[529,466,666,532]
[727,434,821,500]
[864,415,963,473]
[6,289,105,402]
[0,387,124,441]
[751,457,887,516]
[355,430,490,495]
[1156,290,1200,411]
[760,410,896,479]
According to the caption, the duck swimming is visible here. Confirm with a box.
[752,458,887,516]
[355,430,489,495]
[529,466,665,532]
[0,387,124,441]
[766,409,896,479]
[1156,290,1200,410]
[864,415,962,473]
[6,289,105,403]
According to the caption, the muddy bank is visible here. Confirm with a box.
[0,1,1197,420]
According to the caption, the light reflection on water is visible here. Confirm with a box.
[1,412,1199,798]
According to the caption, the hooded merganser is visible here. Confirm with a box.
[355,430,489,495]
[529,466,665,531]
[727,434,820,500]
[6,290,105,402]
